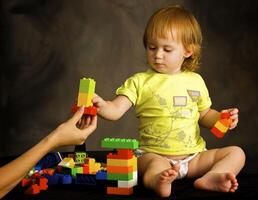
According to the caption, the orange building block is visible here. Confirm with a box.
[107,166,134,174]
[107,187,133,195]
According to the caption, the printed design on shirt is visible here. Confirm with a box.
[173,96,187,106]
[140,84,194,150]
[187,90,200,102]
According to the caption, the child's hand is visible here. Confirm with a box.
[221,108,239,130]
[50,106,97,148]
[92,93,107,111]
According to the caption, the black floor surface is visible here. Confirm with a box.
[1,151,258,200]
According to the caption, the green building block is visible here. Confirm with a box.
[75,152,87,163]
[79,78,96,94]
[101,138,139,150]
[107,172,133,181]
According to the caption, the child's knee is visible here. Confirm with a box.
[229,146,246,162]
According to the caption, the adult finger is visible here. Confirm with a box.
[70,106,84,124]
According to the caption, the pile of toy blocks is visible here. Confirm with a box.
[20,138,139,196]
[20,151,105,194]
[101,138,139,195]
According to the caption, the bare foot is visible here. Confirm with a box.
[194,172,238,192]
[154,164,180,197]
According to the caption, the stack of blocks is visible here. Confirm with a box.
[101,138,139,195]
[211,112,232,138]
[72,77,97,115]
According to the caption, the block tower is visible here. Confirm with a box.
[101,138,139,195]
[211,112,232,138]
[72,78,97,116]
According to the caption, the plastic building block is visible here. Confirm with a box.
[58,157,75,168]
[117,171,138,188]
[107,166,133,174]
[21,178,32,187]
[60,174,73,184]
[43,174,59,185]
[75,174,96,185]
[83,165,89,174]
[107,187,133,195]
[96,170,107,180]
[36,152,62,169]
[75,152,87,163]
[78,78,95,94]
[72,104,97,116]
[107,149,133,159]
[101,138,139,150]
[25,184,40,195]
[211,126,224,138]
[38,177,48,190]
[107,173,133,181]
[41,169,55,176]
[107,156,137,170]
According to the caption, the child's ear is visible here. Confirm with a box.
[184,45,193,58]
[183,49,193,58]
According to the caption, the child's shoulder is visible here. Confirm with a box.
[128,69,153,79]
[184,71,205,81]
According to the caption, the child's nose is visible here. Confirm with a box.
[155,49,163,59]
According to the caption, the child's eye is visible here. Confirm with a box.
[164,48,172,52]
[148,46,156,50]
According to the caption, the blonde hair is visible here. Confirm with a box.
[143,5,202,71]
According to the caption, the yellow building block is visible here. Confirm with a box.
[77,93,94,107]
[214,120,229,133]
[94,163,101,173]
[107,156,137,171]
[58,158,75,168]
[85,158,95,173]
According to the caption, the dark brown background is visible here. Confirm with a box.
[0,0,257,172]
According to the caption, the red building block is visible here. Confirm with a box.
[72,103,97,116]
[211,126,224,138]
[25,184,40,195]
[38,177,48,190]
[107,149,133,159]
[21,178,32,187]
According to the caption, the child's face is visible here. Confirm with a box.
[146,36,192,75]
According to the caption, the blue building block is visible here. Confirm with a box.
[75,174,96,185]
[43,174,59,185]
[36,152,62,169]
[34,165,42,171]
[96,170,107,180]
[60,174,73,184]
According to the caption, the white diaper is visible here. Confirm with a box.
[166,153,198,179]
[134,149,198,179]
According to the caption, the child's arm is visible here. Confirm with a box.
[0,107,97,198]
[199,107,239,129]
[93,94,133,121]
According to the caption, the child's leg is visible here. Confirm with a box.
[138,153,179,197]
[187,146,245,192]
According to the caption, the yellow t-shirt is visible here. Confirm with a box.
[116,69,212,155]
